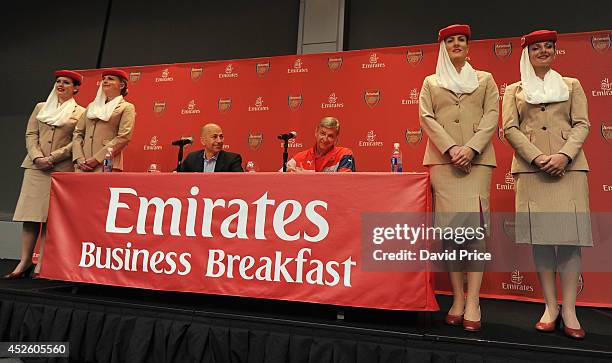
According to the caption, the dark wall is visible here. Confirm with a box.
[0,0,299,220]
[0,1,109,220]
[101,0,300,67]
[345,0,611,49]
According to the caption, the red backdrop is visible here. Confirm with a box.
[71,30,611,307]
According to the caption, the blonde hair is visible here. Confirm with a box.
[318,116,340,133]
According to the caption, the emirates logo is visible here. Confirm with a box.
[496,171,515,190]
[321,92,344,109]
[288,58,308,74]
[144,135,162,151]
[219,64,238,79]
[592,78,612,97]
[155,68,174,82]
[511,270,523,285]
[362,53,385,69]
[359,130,383,147]
[248,97,269,112]
[181,99,201,115]
[401,88,419,105]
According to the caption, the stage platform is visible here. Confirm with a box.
[0,259,610,363]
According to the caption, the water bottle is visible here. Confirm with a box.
[390,143,403,173]
[103,147,113,172]
[245,161,257,173]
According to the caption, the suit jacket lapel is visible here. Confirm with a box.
[214,150,225,172]
[196,150,205,172]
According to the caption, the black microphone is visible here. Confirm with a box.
[277,131,298,140]
[171,137,193,146]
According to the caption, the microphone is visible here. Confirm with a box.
[277,131,298,140]
[171,137,193,146]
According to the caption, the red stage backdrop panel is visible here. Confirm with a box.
[42,172,438,311]
[68,30,610,307]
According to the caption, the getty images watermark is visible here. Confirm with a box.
[360,212,612,273]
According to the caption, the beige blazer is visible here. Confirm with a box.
[21,102,85,172]
[419,70,498,166]
[502,77,589,173]
[72,99,136,171]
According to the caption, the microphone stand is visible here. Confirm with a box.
[280,136,290,172]
[176,144,185,171]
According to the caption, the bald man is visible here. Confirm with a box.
[178,123,243,172]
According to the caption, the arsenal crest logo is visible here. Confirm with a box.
[256,62,270,76]
[190,67,204,81]
[153,101,166,117]
[591,34,611,54]
[288,95,303,111]
[328,57,343,71]
[404,129,422,146]
[405,49,423,67]
[364,90,381,108]
[493,42,513,60]
[129,71,141,83]
[218,98,232,113]
[601,121,612,143]
[498,127,506,143]
[248,132,264,150]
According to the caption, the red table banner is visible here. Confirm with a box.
[41,172,439,311]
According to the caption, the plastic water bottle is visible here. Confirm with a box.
[391,143,403,173]
[245,161,256,173]
[103,148,113,172]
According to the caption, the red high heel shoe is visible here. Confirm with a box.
[445,313,463,326]
[535,309,561,332]
[561,317,585,339]
[463,318,481,332]
[3,264,35,280]
[463,306,481,332]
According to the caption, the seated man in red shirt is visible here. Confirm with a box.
[286,117,355,172]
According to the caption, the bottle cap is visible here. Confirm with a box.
[393,142,400,148]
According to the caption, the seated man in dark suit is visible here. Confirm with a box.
[179,123,243,172]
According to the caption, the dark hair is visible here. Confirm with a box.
[55,76,80,94]
[119,77,129,97]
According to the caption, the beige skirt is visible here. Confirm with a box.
[514,171,592,246]
[430,164,493,232]
[13,168,53,223]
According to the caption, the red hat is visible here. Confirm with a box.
[521,30,557,48]
[54,70,83,86]
[102,68,129,81]
[438,24,471,43]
